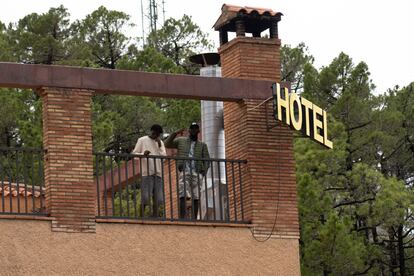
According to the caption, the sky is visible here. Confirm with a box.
[1,0,413,93]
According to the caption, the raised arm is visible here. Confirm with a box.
[164,129,184,149]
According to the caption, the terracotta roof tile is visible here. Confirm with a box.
[223,4,280,16]
[0,182,44,198]
[213,4,283,31]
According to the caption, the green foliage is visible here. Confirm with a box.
[0,88,42,148]
[290,42,414,274]
[0,89,23,147]
[296,117,411,275]
[0,21,13,62]
[117,45,183,73]
[7,5,70,64]
[113,188,142,218]
[91,93,201,152]
[281,42,314,93]
[162,99,201,132]
[113,188,164,218]
[0,6,208,151]
[371,176,412,227]
[147,14,213,74]
[301,213,368,276]
[92,95,164,152]
[72,6,132,69]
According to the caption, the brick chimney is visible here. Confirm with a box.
[215,5,299,238]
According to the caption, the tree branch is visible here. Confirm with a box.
[333,198,375,209]
[346,121,372,132]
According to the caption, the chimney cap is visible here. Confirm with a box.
[189,53,220,67]
[213,4,282,33]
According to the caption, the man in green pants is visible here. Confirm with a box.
[164,123,210,219]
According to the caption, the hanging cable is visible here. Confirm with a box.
[249,109,282,242]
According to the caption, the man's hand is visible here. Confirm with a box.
[143,150,151,156]
[155,137,162,148]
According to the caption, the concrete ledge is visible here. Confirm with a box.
[0,214,52,221]
[96,218,253,228]
[251,233,300,240]
[218,37,282,54]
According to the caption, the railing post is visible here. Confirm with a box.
[40,87,95,233]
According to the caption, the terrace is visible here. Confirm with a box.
[0,146,247,224]
[0,61,264,226]
[0,5,300,274]
[0,4,298,233]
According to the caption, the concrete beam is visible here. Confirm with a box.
[0,62,285,101]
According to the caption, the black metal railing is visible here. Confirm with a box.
[94,152,247,223]
[0,147,46,215]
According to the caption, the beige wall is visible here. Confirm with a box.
[0,219,300,275]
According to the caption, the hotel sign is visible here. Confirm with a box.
[272,83,333,149]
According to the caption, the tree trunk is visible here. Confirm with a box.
[397,225,406,276]
[5,127,11,147]
[389,230,398,276]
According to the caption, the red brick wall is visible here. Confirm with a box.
[40,87,95,233]
[219,37,299,237]
[163,157,178,220]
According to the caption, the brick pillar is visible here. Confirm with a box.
[220,37,299,238]
[163,158,178,220]
[40,87,95,233]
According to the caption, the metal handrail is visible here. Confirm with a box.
[94,152,248,224]
[0,147,46,216]
[93,152,247,164]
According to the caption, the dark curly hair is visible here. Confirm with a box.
[150,124,163,134]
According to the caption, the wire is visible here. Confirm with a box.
[250,122,282,242]
[225,94,282,241]
[246,96,273,112]
[227,96,273,124]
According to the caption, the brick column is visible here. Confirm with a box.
[220,37,299,238]
[40,87,95,233]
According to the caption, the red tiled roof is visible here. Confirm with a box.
[213,4,282,30]
[223,4,280,16]
[0,182,43,197]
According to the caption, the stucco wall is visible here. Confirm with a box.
[0,219,300,275]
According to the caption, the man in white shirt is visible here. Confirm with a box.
[132,124,166,217]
